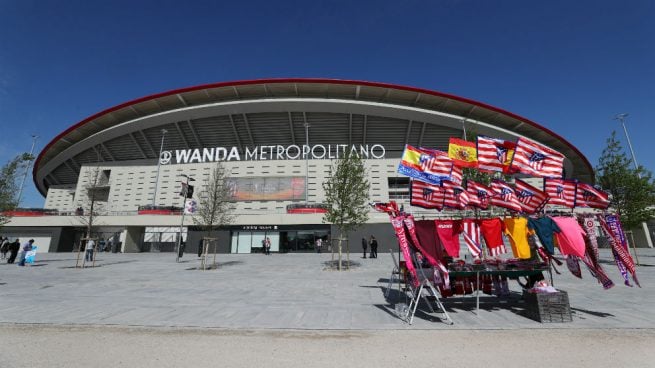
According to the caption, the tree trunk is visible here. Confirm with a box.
[338,237,342,271]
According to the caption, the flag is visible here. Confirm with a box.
[476,136,516,173]
[410,180,444,210]
[544,178,577,208]
[462,220,482,259]
[514,179,549,214]
[420,147,455,178]
[575,182,610,209]
[510,137,564,178]
[448,138,478,168]
[490,179,522,212]
[449,165,463,185]
[397,145,453,184]
[371,201,399,214]
[184,199,198,214]
[466,180,491,210]
[442,179,469,210]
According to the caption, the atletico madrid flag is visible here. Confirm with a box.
[398,145,453,184]
[410,180,445,210]
[575,182,610,209]
[510,137,564,178]
[449,164,463,185]
[544,178,577,208]
[466,180,491,210]
[490,179,522,212]
[514,179,549,214]
[442,179,469,210]
[476,136,516,173]
[448,138,478,168]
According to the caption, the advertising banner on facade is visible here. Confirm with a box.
[227,177,306,201]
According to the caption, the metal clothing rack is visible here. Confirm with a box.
[403,253,453,325]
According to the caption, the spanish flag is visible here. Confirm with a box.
[448,138,478,168]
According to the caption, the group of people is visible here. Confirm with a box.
[1,237,34,266]
[361,235,378,259]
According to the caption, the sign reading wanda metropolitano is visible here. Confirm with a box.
[159,144,386,165]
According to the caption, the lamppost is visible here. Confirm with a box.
[176,174,195,262]
[613,113,653,248]
[304,121,310,203]
[16,135,38,206]
[152,129,167,206]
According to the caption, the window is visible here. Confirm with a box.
[388,177,410,200]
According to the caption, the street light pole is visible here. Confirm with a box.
[614,114,639,170]
[614,113,653,248]
[16,135,38,206]
[152,129,167,206]
[176,174,195,262]
[304,122,310,203]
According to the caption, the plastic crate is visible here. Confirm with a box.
[523,290,572,323]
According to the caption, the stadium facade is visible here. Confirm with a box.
[3,79,596,254]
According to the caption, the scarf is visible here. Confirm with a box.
[390,215,419,287]
[597,214,640,287]
[403,215,449,288]
[578,215,614,289]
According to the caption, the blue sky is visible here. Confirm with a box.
[1,0,653,208]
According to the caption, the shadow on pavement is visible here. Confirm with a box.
[570,307,614,318]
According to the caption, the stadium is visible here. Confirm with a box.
[3,78,595,254]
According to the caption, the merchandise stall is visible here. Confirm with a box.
[378,136,640,324]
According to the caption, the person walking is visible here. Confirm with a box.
[264,237,271,255]
[7,239,20,264]
[17,239,34,267]
[369,235,378,259]
[361,237,367,259]
[0,237,9,260]
[315,238,322,253]
[85,238,95,262]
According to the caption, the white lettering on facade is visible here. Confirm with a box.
[167,144,386,164]
[202,148,214,163]
[312,145,326,159]
[287,145,300,159]
[245,146,258,160]
[190,149,202,163]
[227,147,240,161]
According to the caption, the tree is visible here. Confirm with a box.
[596,131,655,230]
[0,153,34,227]
[193,162,235,261]
[74,165,109,267]
[322,152,370,270]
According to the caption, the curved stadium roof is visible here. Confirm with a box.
[33,78,594,196]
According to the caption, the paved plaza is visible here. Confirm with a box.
[1,248,654,330]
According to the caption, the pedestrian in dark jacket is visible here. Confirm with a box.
[7,239,20,264]
[361,238,367,259]
[369,235,378,259]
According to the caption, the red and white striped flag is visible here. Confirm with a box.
[466,180,491,210]
[575,182,610,209]
[410,180,444,210]
[510,137,564,178]
[544,178,577,208]
[476,136,516,173]
[490,179,522,212]
[442,179,469,210]
[462,219,482,259]
[420,148,455,179]
[514,178,549,214]
[449,164,463,185]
